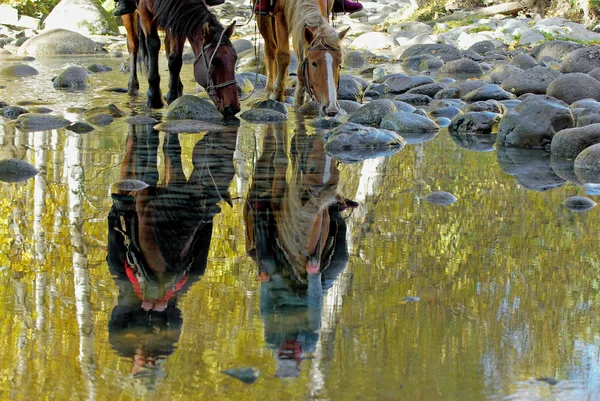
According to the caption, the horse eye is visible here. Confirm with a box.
[311,61,318,68]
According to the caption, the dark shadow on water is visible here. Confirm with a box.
[550,154,583,186]
[449,130,497,153]
[106,122,236,389]
[497,146,566,191]
[244,121,355,378]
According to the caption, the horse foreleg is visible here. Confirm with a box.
[257,15,277,98]
[165,34,185,105]
[294,75,307,107]
[273,14,290,102]
[122,13,139,96]
[139,9,163,109]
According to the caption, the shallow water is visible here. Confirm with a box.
[1,54,600,401]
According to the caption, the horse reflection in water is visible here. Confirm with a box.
[244,122,356,378]
[106,123,236,388]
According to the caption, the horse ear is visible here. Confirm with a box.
[225,21,236,38]
[303,26,315,44]
[338,27,350,40]
[202,22,211,39]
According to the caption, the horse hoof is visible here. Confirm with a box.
[147,98,164,109]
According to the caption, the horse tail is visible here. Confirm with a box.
[137,16,149,74]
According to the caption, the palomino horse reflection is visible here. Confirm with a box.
[106,123,236,386]
[244,124,355,376]
[255,0,349,116]
[121,0,240,115]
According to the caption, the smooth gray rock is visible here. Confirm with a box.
[164,95,223,121]
[393,93,432,106]
[424,191,457,206]
[252,99,288,115]
[154,119,227,133]
[498,95,574,148]
[501,66,561,96]
[564,196,597,211]
[485,64,523,85]
[577,110,600,127]
[84,103,126,118]
[240,108,287,122]
[468,40,496,55]
[238,72,267,89]
[18,28,104,55]
[86,63,110,73]
[574,143,600,172]
[510,53,537,70]
[466,100,505,114]
[86,113,113,126]
[562,46,600,73]
[392,101,416,113]
[438,58,483,77]
[125,115,159,125]
[429,106,462,119]
[462,84,516,102]
[14,113,71,131]
[66,121,95,133]
[52,66,90,89]
[339,100,363,114]
[530,40,582,61]
[571,98,600,113]
[401,44,461,63]
[405,82,446,97]
[547,73,600,104]
[588,67,600,82]
[380,110,439,133]
[348,99,397,126]
[324,122,406,164]
[0,158,38,182]
[449,111,501,135]
[2,106,28,119]
[0,63,38,77]
[385,75,435,94]
[497,147,566,191]
[551,124,600,158]
[402,54,443,71]
[42,0,119,35]
[343,50,367,68]
[338,75,364,101]
[310,117,342,129]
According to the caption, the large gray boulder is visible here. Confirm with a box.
[18,29,104,55]
[0,63,38,77]
[338,75,364,101]
[510,53,537,70]
[530,40,582,61]
[550,124,600,158]
[43,0,118,35]
[501,66,561,96]
[380,111,439,133]
[574,143,600,173]
[497,95,574,148]
[0,158,38,182]
[485,64,523,85]
[384,75,435,94]
[52,66,90,89]
[438,58,483,77]
[562,46,600,73]
[401,44,461,63]
[462,84,515,102]
[449,112,501,135]
[14,113,71,131]
[546,73,600,104]
[164,95,223,121]
[347,99,397,126]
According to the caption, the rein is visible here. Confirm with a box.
[193,27,237,96]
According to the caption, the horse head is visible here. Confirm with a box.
[194,21,240,117]
[301,26,350,117]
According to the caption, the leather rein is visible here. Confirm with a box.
[193,27,237,96]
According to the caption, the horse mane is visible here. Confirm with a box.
[281,0,341,60]
[152,0,228,46]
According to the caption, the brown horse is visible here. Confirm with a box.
[256,0,349,117]
[121,0,240,116]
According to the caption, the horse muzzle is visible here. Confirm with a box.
[320,103,341,118]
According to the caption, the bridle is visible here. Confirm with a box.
[298,44,341,102]
[193,27,238,96]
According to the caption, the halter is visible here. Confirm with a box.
[193,27,238,96]
[298,44,341,102]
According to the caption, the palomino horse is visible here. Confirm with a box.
[256,0,349,116]
[121,0,240,115]
[107,122,236,382]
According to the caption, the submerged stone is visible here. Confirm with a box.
[0,158,38,182]
[154,119,227,133]
[164,95,223,121]
[66,121,95,133]
[2,106,29,119]
[222,367,260,384]
[240,108,287,123]
[324,122,406,164]
[115,179,150,192]
[564,196,597,211]
[15,113,71,131]
[52,66,90,89]
[126,115,159,125]
[424,191,458,206]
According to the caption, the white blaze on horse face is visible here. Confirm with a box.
[322,154,332,184]
[325,52,337,111]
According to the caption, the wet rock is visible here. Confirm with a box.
[405,82,446,97]
[550,154,582,185]
[109,50,123,58]
[392,101,416,113]
[324,122,406,164]
[430,99,466,109]
[434,117,451,128]
[462,84,515,102]
[18,29,104,56]
[402,54,443,71]
[497,95,574,148]
[252,99,288,115]
[86,113,113,126]
[530,40,582,61]
[222,367,260,384]
[424,191,457,206]
[562,46,600,73]
[380,110,439,134]
[501,66,561,96]
[468,40,496,55]
[564,196,596,211]
[296,101,320,117]
[466,100,505,114]
[497,147,566,191]
[240,108,287,123]
[484,64,523,85]
[339,100,363,114]
[0,63,38,77]
[463,50,484,62]
[43,0,118,36]
[84,103,126,118]
[500,99,521,111]
[393,93,432,106]
[52,66,90,89]
[86,63,110,73]
[164,95,223,121]
[154,119,227,133]
[238,72,267,89]
[363,83,387,99]
[343,50,367,68]
[449,112,501,135]
[232,39,253,54]
[457,80,487,97]
[125,115,159,125]
[348,99,397,126]
[576,110,600,127]
[429,106,462,119]
[510,53,537,70]
[401,44,461,63]
[115,179,150,192]
[338,75,364,102]
[29,106,53,114]
[588,67,600,82]
[310,117,342,129]
[385,75,435,94]
[547,73,600,104]
[433,86,460,99]
[14,113,71,131]
[2,106,28,119]
[66,121,94,133]
[574,143,600,172]
[450,129,497,152]
[571,98,600,113]
[438,58,483,77]
[0,158,38,182]
[550,124,600,158]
